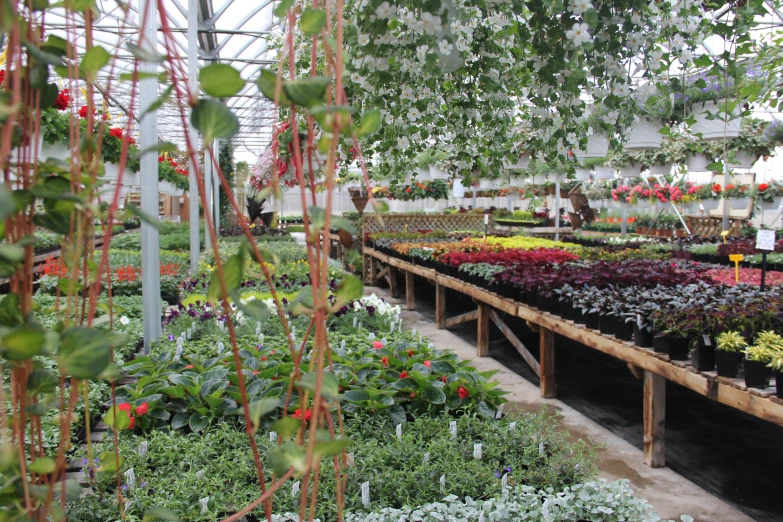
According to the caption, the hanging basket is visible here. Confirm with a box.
[728,197,752,210]
[690,100,741,140]
[479,179,495,189]
[348,187,370,214]
[636,199,652,209]
[547,173,567,183]
[618,164,641,178]
[759,197,782,211]
[593,166,614,180]
[509,177,526,187]
[581,134,610,158]
[505,154,531,170]
[654,200,669,212]
[625,118,663,151]
[726,152,758,169]
[587,199,603,209]
[686,154,711,173]
[575,168,591,181]
[701,199,720,210]
[429,165,451,179]
[648,163,673,176]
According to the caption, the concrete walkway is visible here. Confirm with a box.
[366,286,754,522]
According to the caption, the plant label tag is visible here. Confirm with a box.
[196,469,205,479]
[473,443,482,460]
[757,229,776,251]
[368,332,375,340]
[191,321,196,331]
[636,314,642,327]
[270,431,278,442]
[423,452,430,463]
[292,481,300,497]
[217,342,224,355]
[353,317,358,328]
[703,335,711,346]
[177,336,184,346]
[381,337,387,346]
[539,441,545,455]
[174,345,183,360]
[449,421,457,439]
[411,329,417,337]
[259,333,264,344]
[187,328,193,340]
[361,481,370,508]
[358,322,362,330]
[396,424,402,439]
[341,340,346,350]
[495,403,505,419]
[199,497,209,513]
[427,343,435,349]
[484,214,489,225]
[501,473,508,490]
[347,453,354,466]
[289,332,296,342]
[123,468,136,489]
[509,422,516,431]
[138,441,148,457]
[479,513,485,522]
[440,475,446,491]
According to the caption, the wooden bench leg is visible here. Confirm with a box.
[477,303,489,357]
[405,271,415,311]
[435,283,446,329]
[388,266,399,298]
[539,327,556,398]
[644,370,666,468]
[369,256,378,285]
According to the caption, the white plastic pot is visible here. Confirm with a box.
[649,163,673,176]
[548,173,567,183]
[532,174,547,185]
[479,179,494,189]
[104,163,121,182]
[726,152,758,169]
[654,200,669,212]
[509,177,526,187]
[587,199,603,209]
[575,168,591,181]
[759,197,782,211]
[581,134,610,158]
[593,166,614,180]
[159,180,185,196]
[626,118,664,151]
[636,199,651,209]
[429,165,451,179]
[618,164,641,178]
[728,197,752,210]
[686,154,711,173]
[702,199,720,211]
[605,199,620,209]
[416,167,432,181]
[690,100,741,140]
[505,154,531,170]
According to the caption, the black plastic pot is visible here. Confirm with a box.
[776,371,783,399]
[584,311,600,330]
[708,254,718,264]
[633,324,653,348]
[548,298,560,315]
[560,301,575,321]
[716,350,742,378]
[614,318,633,341]
[653,334,669,354]
[526,290,537,306]
[691,342,716,372]
[744,360,771,389]
[599,314,614,335]
[535,293,547,310]
[162,294,180,306]
[574,308,588,325]
[668,336,690,361]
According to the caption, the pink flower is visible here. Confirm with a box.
[373,341,384,350]
[423,360,431,368]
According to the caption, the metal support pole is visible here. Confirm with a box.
[139,0,161,350]
[204,139,213,252]
[621,205,627,236]
[554,180,561,241]
[187,0,200,273]
[213,139,220,235]
[722,162,730,232]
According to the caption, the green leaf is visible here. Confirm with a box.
[312,438,351,460]
[0,244,24,264]
[143,507,180,522]
[343,389,370,402]
[59,326,126,379]
[583,8,598,27]
[27,456,56,474]
[1,326,46,360]
[189,412,209,432]
[141,85,173,118]
[297,371,340,400]
[256,69,289,104]
[0,185,15,221]
[27,369,58,394]
[300,8,327,36]
[333,274,362,309]
[230,290,270,321]
[268,443,306,475]
[103,405,131,431]
[693,54,713,68]
[22,40,65,66]
[476,400,495,420]
[127,42,167,63]
[126,204,162,231]
[171,412,190,430]
[207,246,244,302]
[372,200,389,213]
[249,398,280,433]
[422,386,446,404]
[199,64,245,98]
[283,77,331,108]
[97,451,124,473]
[355,109,381,137]
[0,293,23,327]
[80,46,111,79]
[274,0,294,17]
[191,99,240,143]
[270,416,301,439]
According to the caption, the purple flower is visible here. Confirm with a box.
[494,470,502,478]
[366,305,376,317]
[140,482,147,488]
[121,484,129,491]
[504,466,512,473]
[168,334,175,341]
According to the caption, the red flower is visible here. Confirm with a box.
[135,403,149,416]
[53,89,70,111]
[423,360,431,368]
[278,160,289,175]
[712,184,722,193]
[292,408,312,421]
[373,340,384,350]
[109,127,123,139]
[457,386,470,400]
[185,364,195,369]
[118,402,132,414]
[381,357,389,367]
[78,105,94,119]
[261,356,267,361]
[399,371,409,378]
[407,349,414,357]
[128,416,135,429]
[441,375,447,383]
[158,155,165,163]
[410,392,416,398]
[270,350,276,355]
[0,70,4,86]
[759,183,769,191]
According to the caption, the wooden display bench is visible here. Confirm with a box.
[364,246,783,469]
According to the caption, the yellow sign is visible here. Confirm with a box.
[721,230,729,243]
[729,254,744,283]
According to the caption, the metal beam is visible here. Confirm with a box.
[188,0,201,274]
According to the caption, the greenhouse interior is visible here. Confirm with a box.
[4,0,783,520]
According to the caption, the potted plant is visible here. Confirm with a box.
[744,331,780,389]
[722,182,752,210]
[753,181,783,211]
[692,334,717,372]
[708,119,772,168]
[625,117,664,151]
[699,183,722,211]
[584,183,611,209]
[628,184,652,209]
[716,331,747,378]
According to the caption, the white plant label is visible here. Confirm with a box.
[186,328,192,340]
[358,322,362,330]
[259,333,265,344]
[381,337,387,346]
[217,342,224,355]
[123,468,136,489]
[757,229,776,251]
[347,453,354,466]
[411,329,417,337]
[353,317,357,328]
[199,497,209,513]
[440,475,446,491]
[270,431,278,442]
[509,421,516,431]
[539,441,545,455]
[368,332,375,340]
[177,336,184,346]
[292,481,300,497]
[395,424,402,440]
[196,469,205,479]
[341,340,346,350]
[479,513,485,522]
[501,473,508,490]
[360,481,370,508]
[484,214,489,225]
[495,403,505,420]
[423,452,430,463]
[473,443,482,460]
[137,441,148,457]
[191,321,196,331]
[427,343,434,349]
[703,335,711,346]
[174,345,183,360]
[449,421,457,439]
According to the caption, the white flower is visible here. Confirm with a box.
[407,107,422,121]
[420,12,440,35]
[397,136,410,149]
[565,23,592,46]
[416,44,429,62]
[358,33,370,46]
[400,86,415,101]
[350,72,362,83]
[627,32,642,51]
[375,1,395,19]
[556,140,568,156]
[119,316,129,325]
[566,132,579,146]
[611,83,630,97]
[385,113,394,125]
[569,0,592,16]
[678,48,693,65]
[438,39,454,56]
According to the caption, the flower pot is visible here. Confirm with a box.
[587,199,603,209]
[560,301,575,321]
[636,199,651,210]
[727,152,758,169]
[614,318,633,341]
[653,334,669,354]
[691,342,716,372]
[701,199,720,211]
[654,200,669,212]
[626,118,664,151]
[584,312,600,330]
[649,163,673,176]
[599,314,614,335]
[582,133,610,158]
[505,154,531,170]
[416,167,432,181]
[605,199,620,210]
[686,153,711,172]
[535,293,548,310]
[759,197,782,211]
[575,168,591,181]
[635,226,648,235]
[728,197,751,210]
[618,164,641,178]
[744,360,771,389]
[668,336,690,361]
[509,177,526,187]
[633,324,653,348]
[593,166,614,180]
[716,350,742,378]
[429,165,450,179]
[479,179,495,189]
[775,371,783,399]
[690,100,741,140]
[574,308,588,325]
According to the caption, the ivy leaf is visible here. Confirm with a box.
[300,7,327,36]
[274,0,294,17]
[199,64,245,98]
[256,69,289,104]
[80,46,111,79]
[191,99,240,143]
[283,77,331,108]
[171,412,190,431]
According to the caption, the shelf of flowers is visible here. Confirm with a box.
[365,231,783,400]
